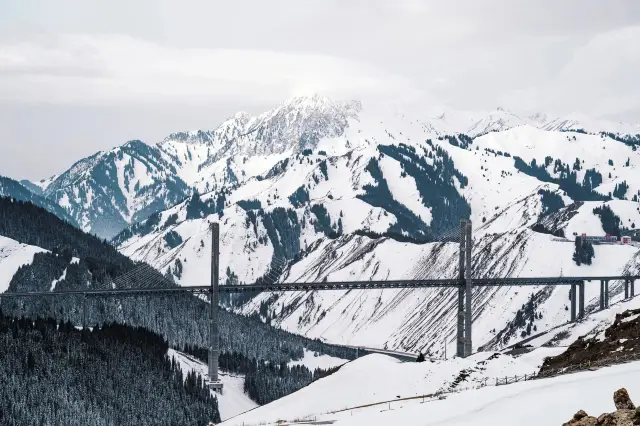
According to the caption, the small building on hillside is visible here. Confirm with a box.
[581,233,618,244]
[581,233,634,244]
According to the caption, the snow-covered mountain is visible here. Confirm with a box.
[11,95,639,356]
[28,140,191,239]
[93,95,639,357]
[22,95,640,241]
[0,235,47,294]
[0,175,78,225]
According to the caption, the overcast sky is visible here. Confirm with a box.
[1,0,639,180]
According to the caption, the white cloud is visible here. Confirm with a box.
[1,0,639,179]
[0,34,418,106]
[499,26,640,118]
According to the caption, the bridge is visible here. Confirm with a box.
[1,221,638,391]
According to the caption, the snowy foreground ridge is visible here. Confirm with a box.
[221,361,640,426]
[222,292,640,425]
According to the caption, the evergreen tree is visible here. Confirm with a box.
[0,314,220,425]
[593,205,622,237]
[573,237,594,266]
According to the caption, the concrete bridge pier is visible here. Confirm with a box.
[625,279,629,299]
[600,280,605,310]
[456,220,466,358]
[208,222,223,392]
[605,280,610,308]
[570,283,577,322]
[578,281,585,319]
[632,280,636,298]
[464,220,473,358]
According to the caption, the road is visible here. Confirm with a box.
[340,345,420,362]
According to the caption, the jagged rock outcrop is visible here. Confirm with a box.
[541,309,640,375]
[615,389,637,411]
[563,389,640,426]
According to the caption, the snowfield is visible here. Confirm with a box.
[220,355,640,426]
[287,349,348,371]
[222,286,640,426]
[0,235,47,293]
[305,361,640,426]
[222,347,567,426]
[168,349,258,421]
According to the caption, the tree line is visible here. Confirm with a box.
[0,312,219,426]
[182,344,343,405]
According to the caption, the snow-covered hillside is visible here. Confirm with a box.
[221,359,640,426]
[109,96,640,357]
[28,140,191,239]
[168,349,258,421]
[222,291,640,426]
[0,236,46,293]
[220,348,564,426]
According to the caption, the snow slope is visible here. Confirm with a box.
[287,349,348,371]
[238,361,640,426]
[0,235,47,293]
[223,287,640,425]
[520,287,640,350]
[220,347,567,426]
[168,349,258,421]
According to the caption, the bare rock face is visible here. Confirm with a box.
[563,410,597,425]
[596,410,635,425]
[614,389,636,410]
[563,389,640,426]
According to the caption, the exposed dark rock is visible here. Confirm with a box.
[563,410,597,426]
[615,388,636,410]
[562,389,638,426]
[541,308,640,375]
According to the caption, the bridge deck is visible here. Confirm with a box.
[0,276,637,298]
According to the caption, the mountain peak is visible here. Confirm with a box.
[276,94,362,115]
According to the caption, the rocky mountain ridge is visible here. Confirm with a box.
[8,95,640,355]
[21,95,640,240]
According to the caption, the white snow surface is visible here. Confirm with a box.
[167,349,258,421]
[0,235,47,293]
[523,290,640,349]
[226,361,640,426]
[287,349,348,371]
[221,347,570,426]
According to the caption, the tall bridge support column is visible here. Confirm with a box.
[82,293,87,329]
[464,221,473,357]
[570,283,577,322]
[625,279,629,299]
[605,280,610,308]
[208,222,223,391]
[456,220,467,358]
[632,280,636,298]
[578,281,585,319]
[600,280,605,310]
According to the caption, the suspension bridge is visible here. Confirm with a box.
[1,221,638,392]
